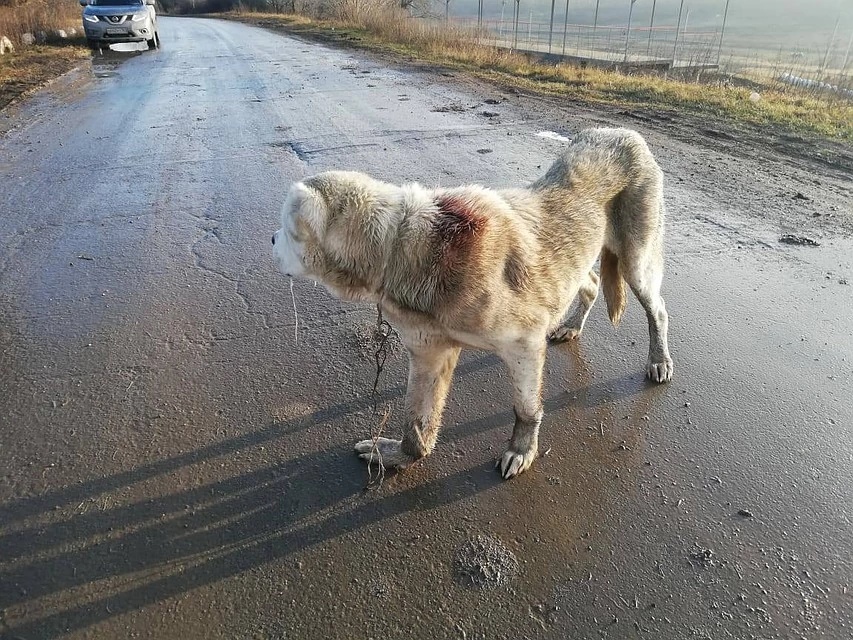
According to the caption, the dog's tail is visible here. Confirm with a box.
[600,248,626,326]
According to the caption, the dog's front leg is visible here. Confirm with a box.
[497,338,546,479]
[355,337,460,470]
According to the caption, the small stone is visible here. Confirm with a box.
[779,234,820,247]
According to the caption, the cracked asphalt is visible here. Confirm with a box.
[1,16,852,640]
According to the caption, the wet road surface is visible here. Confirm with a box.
[1,16,852,640]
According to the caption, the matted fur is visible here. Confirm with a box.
[273,127,673,479]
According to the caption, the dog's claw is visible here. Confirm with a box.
[497,448,537,479]
[646,359,674,383]
[547,325,582,342]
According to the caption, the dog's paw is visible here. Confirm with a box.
[354,437,416,469]
[548,324,582,343]
[496,446,538,479]
[646,358,674,383]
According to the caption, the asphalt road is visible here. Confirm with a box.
[1,16,852,640]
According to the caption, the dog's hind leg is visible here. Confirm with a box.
[611,161,673,383]
[548,270,600,342]
[497,338,546,479]
[621,243,673,383]
[355,337,460,469]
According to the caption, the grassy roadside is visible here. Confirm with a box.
[228,12,853,143]
[0,42,90,111]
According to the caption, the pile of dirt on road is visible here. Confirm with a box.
[0,44,88,110]
[453,535,520,589]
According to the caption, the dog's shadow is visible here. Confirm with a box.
[0,437,504,638]
[0,351,652,638]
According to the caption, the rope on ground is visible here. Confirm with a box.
[366,303,398,489]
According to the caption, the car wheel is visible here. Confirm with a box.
[147,31,159,50]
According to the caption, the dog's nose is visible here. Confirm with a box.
[271,234,276,245]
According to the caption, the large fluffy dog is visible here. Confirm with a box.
[272,127,673,479]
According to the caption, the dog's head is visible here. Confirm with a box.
[272,178,325,280]
[272,171,399,301]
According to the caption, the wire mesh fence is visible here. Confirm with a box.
[454,17,718,68]
[448,13,851,97]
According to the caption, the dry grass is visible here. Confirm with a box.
[0,1,87,109]
[234,10,853,142]
[0,44,88,109]
[0,0,81,46]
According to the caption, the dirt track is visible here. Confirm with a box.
[0,16,851,640]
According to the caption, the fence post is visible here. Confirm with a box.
[549,0,556,52]
[716,0,730,67]
[528,7,533,48]
[562,0,570,56]
[672,0,685,66]
[819,15,840,81]
[513,0,520,49]
[624,0,637,63]
[647,0,656,56]
[593,0,601,51]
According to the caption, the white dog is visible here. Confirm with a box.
[273,128,672,479]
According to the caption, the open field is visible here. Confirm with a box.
[455,16,852,91]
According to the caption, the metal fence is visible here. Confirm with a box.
[455,17,719,68]
[444,2,852,94]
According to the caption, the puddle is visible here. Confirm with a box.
[90,42,150,78]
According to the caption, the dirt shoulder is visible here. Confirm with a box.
[0,42,89,111]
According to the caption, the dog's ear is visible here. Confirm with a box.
[283,180,327,234]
